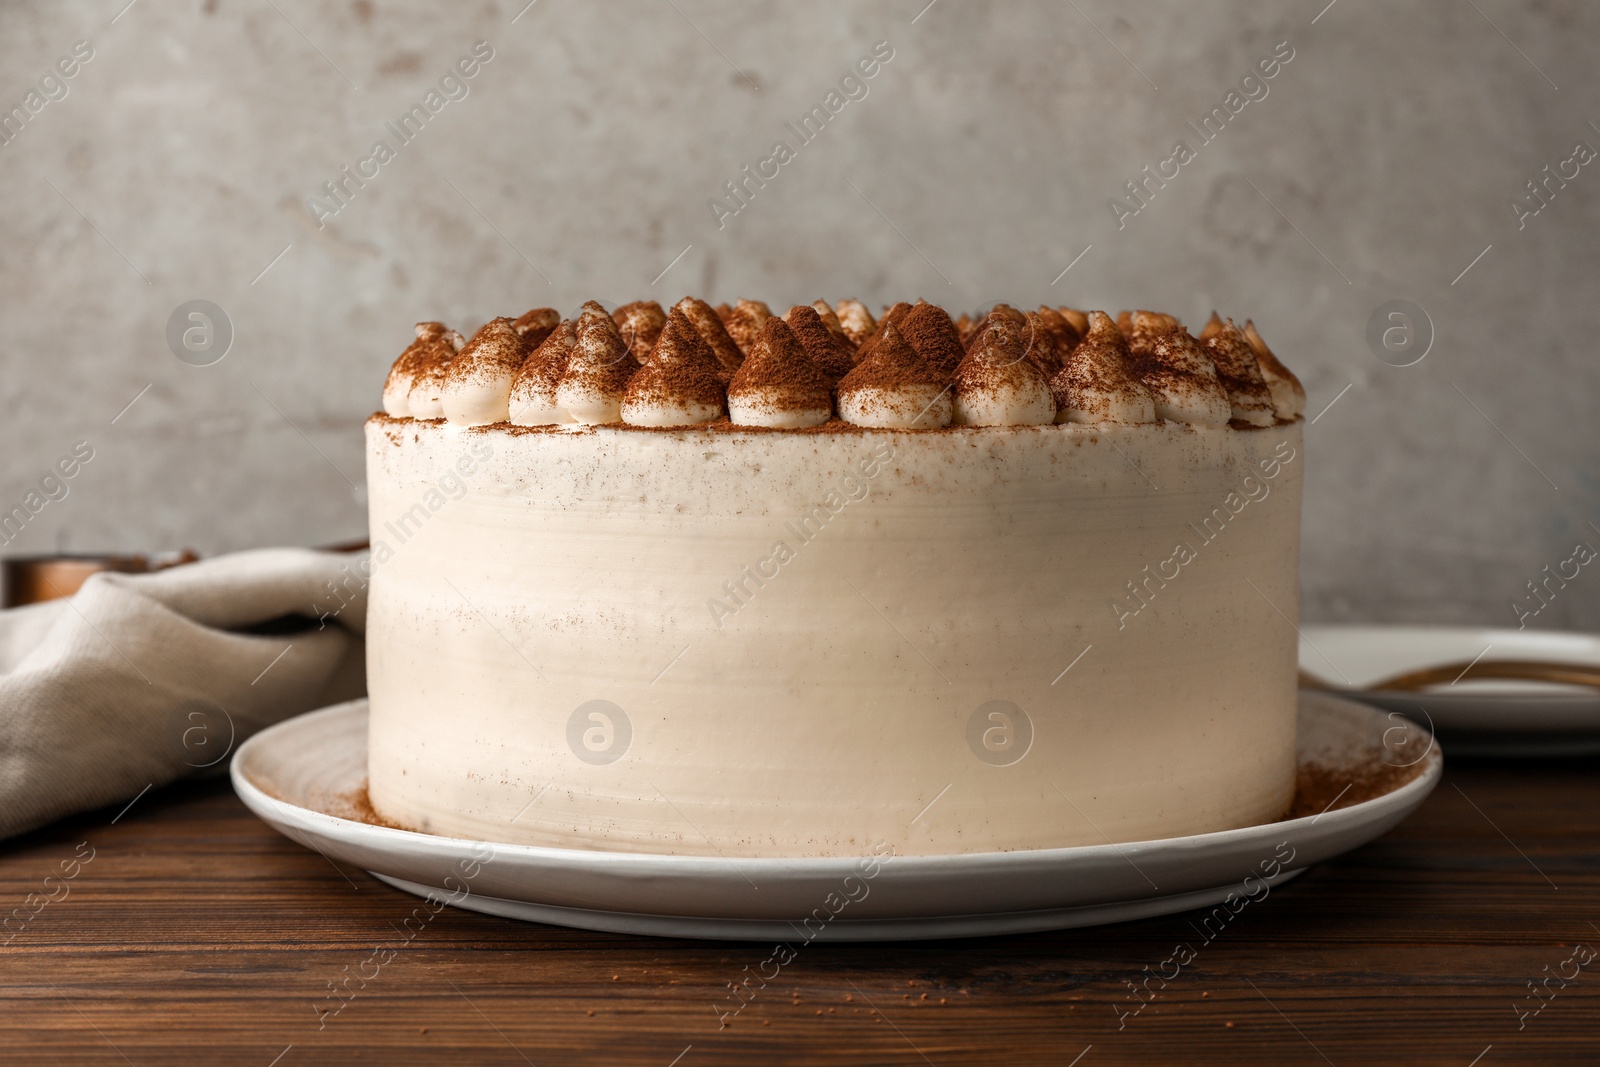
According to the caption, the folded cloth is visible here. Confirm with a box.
[0,548,367,841]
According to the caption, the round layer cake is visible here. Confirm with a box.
[364,298,1307,857]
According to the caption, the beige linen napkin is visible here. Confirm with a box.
[0,548,367,840]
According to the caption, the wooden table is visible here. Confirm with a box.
[1,755,1596,1065]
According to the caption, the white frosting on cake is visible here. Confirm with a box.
[1134,328,1233,428]
[556,313,638,425]
[722,298,773,355]
[808,300,851,347]
[834,298,876,347]
[401,328,463,420]
[406,369,448,420]
[508,319,577,427]
[442,318,523,427]
[365,416,1304,858]
[836,323,953,430]
[1052,312,1158,425]
[673,297,744,376]
[836,386,952,429]
[382,378,414,418]
[611,301,667,364]
[621,308,727,428]
[620,395,723,428]
[726,318,833,429]
[1245,320,1307,420]
[727,399,830,430]
[382,323,450,417]
[1203,319,1277,428]
[952,321,1057,427]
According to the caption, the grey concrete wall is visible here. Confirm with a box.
[1,0,1595,631]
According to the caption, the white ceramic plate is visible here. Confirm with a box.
[231,693,1439,941]
[1300,625,1600,756]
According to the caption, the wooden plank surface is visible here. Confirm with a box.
[1,756,1597,1065]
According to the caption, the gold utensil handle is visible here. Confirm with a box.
[1301,659,1600,693]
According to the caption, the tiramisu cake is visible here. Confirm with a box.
[366,298,1306,857]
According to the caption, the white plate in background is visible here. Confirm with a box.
[232,693,1439,941]
[1300,625,1600,756]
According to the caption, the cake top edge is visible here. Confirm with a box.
[367,409,1304,437]
[382,299,1306,432]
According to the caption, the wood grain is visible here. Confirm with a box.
[1,757,1597,1065]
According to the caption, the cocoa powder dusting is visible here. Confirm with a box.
[784,305,856,383]
[898,302,966,382]
[327,782,409,830]
[447,317,525,391]
[1243,319,1306,398]
[728,317,831,412]
[613,300,667,363]
[1204,321,1274,409]
[834,299,876,346]
[954,313,978,347]
[954,320,1048,396]
[1120,309,1182,356]
[723,298,774,355]
[1127,326,1210,384]
[809,300,854,348]
[1051,312,1149,413]
[1082,309,1123,347]
[988,303,1028,328]
[377,296,1304,432]
[562,314,640,396]
[675,296,746,373]
[1054,351,1146,413]
[1286,759,1427,820]
[1036,306,1083,350]
[861,301,912,348]
[405,338,455,411]
[512,307,560,349]
[850,326,882,369]
[512,317,577,395]
[1057,307,1089,335]
[384,323,449,395]
[838,322,942,393]
[1022,310,1071,380]
[628,307,728,408]
[965,303,1027,351]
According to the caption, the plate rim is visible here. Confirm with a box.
[1299,623,1600,742]
[231,692,1442,875]
[1300,623,1600,688]
[369,868,1313,942]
